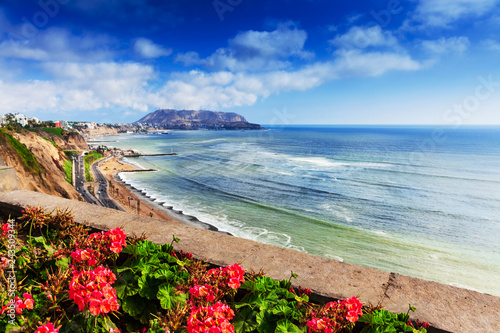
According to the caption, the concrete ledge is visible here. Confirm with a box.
[0,190,499,333]
[0,166,20,192]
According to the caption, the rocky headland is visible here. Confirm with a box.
[135,109,263,130]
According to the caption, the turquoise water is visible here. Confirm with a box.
[96,126,500,296]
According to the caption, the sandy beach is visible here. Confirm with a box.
[97,156,178,222]
[97,155,224,232]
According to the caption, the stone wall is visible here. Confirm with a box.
[0,190,499,333]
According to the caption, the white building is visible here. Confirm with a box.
[29,117,41,124]
[14,113,28,127]
[61,120,72,130]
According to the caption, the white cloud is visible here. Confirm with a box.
[0,28,116,61]
[0,80,59,113]
[481,39,500,51]
[134,38,172,58]
[0,62,156,114]
[333,50,422,77]
[0,16,424,117]
[420,36,470,54]
[405,0,500,28]
[330,26,398,50]
[176,23,314,71]
[154,50,421,110]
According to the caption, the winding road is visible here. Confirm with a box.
[90,154,126,211]
[73,153,125,211]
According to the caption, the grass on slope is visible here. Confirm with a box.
[0,129,42,174]
[63,159,73,185]
[42,127,64,137]
[83,151,104,182]
[62,151,77,185]
[41,136,60,149]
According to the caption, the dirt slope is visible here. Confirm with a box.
[0,130,83,201]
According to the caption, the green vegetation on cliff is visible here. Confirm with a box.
[41,136,59,149]
[63,158,73,185]
[42,127,64,137]
[83,151,103,182]
[63,151,77,185]
[0,129,41,174]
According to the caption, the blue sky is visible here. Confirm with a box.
[1,0,500,125]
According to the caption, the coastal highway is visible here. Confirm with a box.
[73,154,100,205]
[90,154,126,212]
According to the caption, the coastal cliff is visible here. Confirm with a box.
[136,109,262,129]
[36,129,88,151]
[76,124,142,138]
[0,129,84,201]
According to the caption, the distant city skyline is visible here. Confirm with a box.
[1,1,500,125]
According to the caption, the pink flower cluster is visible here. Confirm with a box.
[69,228,127,270]
[106,228,127,253]
[69,266,120,316]
[71,248,98,267]
[187,301,235,333]
[35,322,59,333]
[189,284,217,302]
[206,263,245,290]
[307,297,363,333]
[0,257,10,269]
[0,293,34,315]
[87,228,127,254]
[340,297,363,322]
[408,319,430,330]
[1,223,10,237]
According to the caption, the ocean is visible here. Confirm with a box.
[95,126,500,296]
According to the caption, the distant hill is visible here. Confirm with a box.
[135,109,262,130]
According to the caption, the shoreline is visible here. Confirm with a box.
[99,155,230,234]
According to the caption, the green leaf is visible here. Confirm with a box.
[6,323,21,333]
[157,284,180,310]
[122,295,145,317]
[358,313,376,325]
[45,244,55,255]
[240,280,257,291]
[408,304,416,313]
[256,310,278,333]
[160,243,174,254]
[138,274,160,300]
[115,271,140,299]
[272,304,294,318]
[33,235,46,245]
[275,319,302,333]
[101,315,119,333]
[290,271,298,279]
[278,280,292,290]
[294,294,309,303]
[397,313,410,324]
[121,244,139,255]
[172,235,180,243]
[138,303,158,324]
[55,256,70,269]
[154,268,174,280]
[233,308,259,333]
[138,241,160,255]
